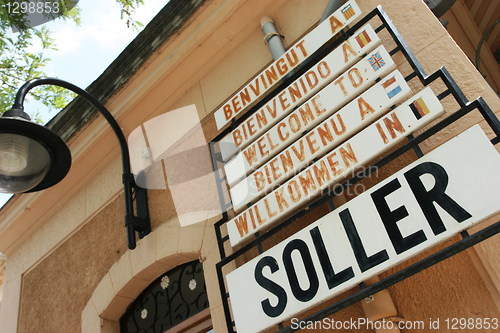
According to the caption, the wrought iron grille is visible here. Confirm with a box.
[210,5,500,333]
[121,260,209,333]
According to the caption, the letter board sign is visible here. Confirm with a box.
[226,125,500,333]
[214,0,362,131]
[228,69,411,210]
[224,42,394,185]
[227,87,445,246]
[220,23,381,163]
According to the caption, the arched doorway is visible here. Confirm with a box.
[120,260,211,333]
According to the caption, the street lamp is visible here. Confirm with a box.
[0,78,150,249]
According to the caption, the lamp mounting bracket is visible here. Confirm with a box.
[3,77,152,249]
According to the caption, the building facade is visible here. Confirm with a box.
[1,0,500,332]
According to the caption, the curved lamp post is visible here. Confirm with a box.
[0,78,150,249]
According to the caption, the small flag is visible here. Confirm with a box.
[342,4,356,20]
[368,52,385,71]
[383,76,402,99]
[410,97,430,119]
[356,30,371,48]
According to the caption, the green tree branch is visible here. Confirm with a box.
[0,0,146,122]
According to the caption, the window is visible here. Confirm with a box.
[121,260,209,333]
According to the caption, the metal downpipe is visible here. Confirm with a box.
[261,17,286,60]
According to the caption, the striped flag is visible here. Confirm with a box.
[383,76,402,98]
[342,4,356,20]
[368,52,385,71]
[356,30,371,48]
[410,97,431,119]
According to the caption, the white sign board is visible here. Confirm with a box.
[220,24,381,162]
[229,70,411,210]
[225,44,396,187]
[226,125,500,333]
[214,0,362,130]
[227,87,444,246]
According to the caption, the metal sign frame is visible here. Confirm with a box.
[209,6,500,332]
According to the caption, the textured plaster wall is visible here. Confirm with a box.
[18,194,128,333]
[381,237,500,332]
[442,0,500,92]
[0,153,124,333]
[0,258,5,302]
[3,0,500,333]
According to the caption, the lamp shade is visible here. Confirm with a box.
[0,114,72,193]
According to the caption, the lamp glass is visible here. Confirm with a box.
[0,133,51,193]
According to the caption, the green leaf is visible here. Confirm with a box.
[0,0,147,122]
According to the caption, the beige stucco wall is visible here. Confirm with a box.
[1,0,500,333]
[442,0,500,93]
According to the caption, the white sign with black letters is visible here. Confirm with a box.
[226,125,500,333]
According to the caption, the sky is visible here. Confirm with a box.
[0,0,170,207]
[32,0,169,122]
